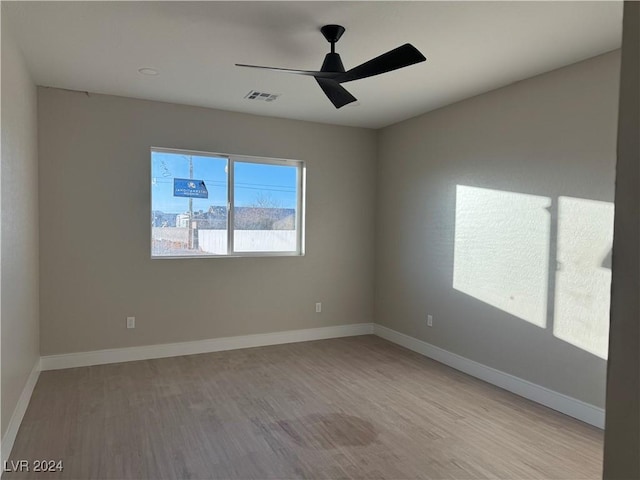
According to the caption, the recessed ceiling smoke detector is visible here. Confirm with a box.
[138,67,159,76]
[244,90,280,102]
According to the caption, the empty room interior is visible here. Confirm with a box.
[1,1,639,479]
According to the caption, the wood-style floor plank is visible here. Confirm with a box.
[6,335,603,479]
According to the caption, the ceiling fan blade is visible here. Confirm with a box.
[315,78,357,109]
[235,64,339,79]
[335,44,426,83]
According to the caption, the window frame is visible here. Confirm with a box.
[151,147,306,259]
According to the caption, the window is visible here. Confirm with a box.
[151,148,304,258]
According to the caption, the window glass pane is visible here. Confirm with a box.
[151,151,228,257]
[233,161,298,252]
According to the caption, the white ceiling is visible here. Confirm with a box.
[4,1,623,129]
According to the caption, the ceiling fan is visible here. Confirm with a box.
[236,25,426,109]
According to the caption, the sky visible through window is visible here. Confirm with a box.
[151,151,297,213]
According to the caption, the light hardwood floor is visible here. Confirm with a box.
[7,335,603,479]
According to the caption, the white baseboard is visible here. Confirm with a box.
[1,359,41,467]
[41,323,375,371]
[373,324,605,429]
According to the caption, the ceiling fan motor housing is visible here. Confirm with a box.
[321,53,345,73]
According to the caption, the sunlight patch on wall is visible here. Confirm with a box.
[453,185,551,328]
[554,197,613,359]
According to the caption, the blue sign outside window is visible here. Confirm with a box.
[173,178,208,198]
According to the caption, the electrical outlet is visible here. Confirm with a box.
[427,314,433,327]
[127,316,136,329]
[315,302,322,313]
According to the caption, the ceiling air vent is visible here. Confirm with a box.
[244,90,280,102]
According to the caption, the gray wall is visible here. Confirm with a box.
[38,88,376,355]
[603,2,639,478]
[375,51,620,407]
[1,13,40,435]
